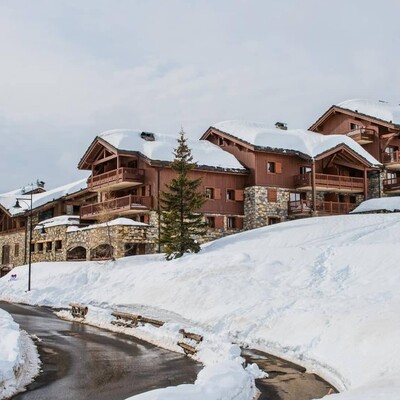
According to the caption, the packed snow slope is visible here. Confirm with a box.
[1,214,400,399]
[0,309,40,399]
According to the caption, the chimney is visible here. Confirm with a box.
[140,132,155,141]
[275,122,287,130]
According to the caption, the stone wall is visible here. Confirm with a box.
[368,170,385,199]
[0,230,26,268]
[244,186,289,229]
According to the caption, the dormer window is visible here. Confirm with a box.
[350,123,362,131]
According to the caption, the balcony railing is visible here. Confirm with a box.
[289,200,356,215]
[80,195,152,219]
[382,150,400,166]
[294,173,364,193]
[346,128,375,144]
[383,177,400,192]
[88,167,145,190]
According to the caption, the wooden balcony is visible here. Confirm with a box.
[346,128,375,145]
[80,195,152,220]
[382,151,400,170]
[88,167,145,191]
[383,177,400,193]
[293,173,364,193]
[289,200,356,216]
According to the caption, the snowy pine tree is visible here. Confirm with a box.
[159,130,206,260]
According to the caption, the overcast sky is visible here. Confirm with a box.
[0,0,399,192]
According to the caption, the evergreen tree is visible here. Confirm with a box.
[159,129,206,260]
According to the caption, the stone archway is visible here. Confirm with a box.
[90,244,113,260]
[66,246,87,261]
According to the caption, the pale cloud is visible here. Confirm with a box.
[0,0,399,191]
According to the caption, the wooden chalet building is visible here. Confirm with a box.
[201,120,380,228]
[77,129,248,234]
[310,99,400,197]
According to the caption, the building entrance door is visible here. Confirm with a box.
[2,245,10,265]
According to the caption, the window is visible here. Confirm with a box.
[37,243,44,252]
[300,166,312,175]
[267,161,282,174]
[14,244,19,257]
[206,216,215,228]
[268,217,280,225]
[227,217,235,229]
[46,242,52,252]
[290,192,305,202]
[38,208,54,222]
[205,188,214,199]
[226,189,235,201]
[55,240,62,251]
[349,196,357,204]
[30,243,35,253]
[350,122,361,130]
[387,171,397,180]
[267,162,276,173]
[141,186,146,196]
[218,137,224,146]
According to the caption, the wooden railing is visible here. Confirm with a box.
[383,177,400,192]
[346,128,375,143]
[80,195,152,218]
[88,167,144,189]
[382,150,400,165]
[294,173,364,192]
[289,200,356,215]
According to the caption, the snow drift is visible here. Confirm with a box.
[0,309,40,399]
[1,214,400,399]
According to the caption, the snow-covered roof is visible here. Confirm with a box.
[337,99,400,126]
[98,129,246,171]
[34,215,81,230]
[66,217,147,232]
[1,179,88,216]
[211,120,381,166]
[351,197,400,214]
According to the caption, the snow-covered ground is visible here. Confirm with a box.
[0,309,40,399]
[1,214,399,399]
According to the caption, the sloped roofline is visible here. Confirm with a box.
[202,126,380,168]
[309,105,400,132]
[79,135,248,174]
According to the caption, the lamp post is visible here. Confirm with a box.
[14,191,33,292]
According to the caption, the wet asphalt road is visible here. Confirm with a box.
[0,302,202,400]
[242,349,337,400]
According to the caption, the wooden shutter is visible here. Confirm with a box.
[276,162,282,174]
[268,189,278,202]
[235,189,244,201]
[235,217,244,229]
[214,188,222,200]
[215,216,224,229]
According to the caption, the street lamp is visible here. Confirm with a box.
[14,191,33,292]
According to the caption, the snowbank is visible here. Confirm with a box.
[1,214,400,399]
[351,196,400,213]
[0,309,40,399]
